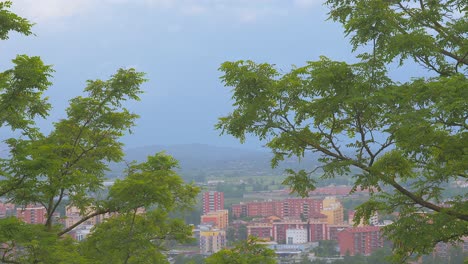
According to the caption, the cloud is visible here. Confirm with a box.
[11,0,94,22]
[11,0,177,22]
[293,0,323,8]
[180,5,207,15]
[238,9,259,23]
[11,0,321,24]
[166,24,182,33]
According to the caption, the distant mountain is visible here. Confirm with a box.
[107,144,321,181]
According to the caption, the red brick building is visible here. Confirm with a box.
[16,205,47,224]
[231,198,322,219]
[284,198,322,218]
[308,185,370,196]
[231,204,246,218]
[202,191,224,214]
[247,223,273,241]
[328,224,350,241]
[337,226,383,256]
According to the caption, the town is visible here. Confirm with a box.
[1,0,467,263]
[2,182,466,263]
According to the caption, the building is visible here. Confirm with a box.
[199,229,226,255]
[201,210,229,230]
[328,224,350,241]
[0,202,15,218]
[286,229,308,244]
[247,223,273,241]
[231,198,322,219]
[348,210,379,226]
[308,185,370,196]
[283,198,322,219]
[321,197,344,225]
[64,205,144,237]
[65,206,98,229]
[348,210,357,225]
[202,191,224,214]
[71,225,94,241]
[308,221,328,242]
[272,220,328,244]
[232,203,247,218]
[16,205,46,224]
[337,226,383,256]
[369,212,379,226]
[247,200,282,218]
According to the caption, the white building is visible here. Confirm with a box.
[74,225,93,241]
[369,212,379,226]
[286,229,308,244]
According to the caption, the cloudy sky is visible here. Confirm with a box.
[1,0,403,149]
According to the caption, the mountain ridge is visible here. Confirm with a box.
[107,144,320,180]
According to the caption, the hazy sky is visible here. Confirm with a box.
[1,0,420,150]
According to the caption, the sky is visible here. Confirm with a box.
[0,0,417,150]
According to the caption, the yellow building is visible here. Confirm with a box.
[65,206,98,229]
[200,209,229,230]
[200,230,226,254]
[321,197,344,225]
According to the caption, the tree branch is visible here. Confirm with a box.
[123,208,138,264]
[57,208,110,237]
[45,188,64,229]
[275,124,468,222]
[386,178,468,221]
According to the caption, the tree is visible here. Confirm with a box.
[216,0,467,261]
[3,67,145,231]
[367,247,392,264]
[0,1,52,138]
[79,153,199,264]
[205,236,277,264]
[0,2,199,263]
[174,254,205,264]
[313,240,339,257]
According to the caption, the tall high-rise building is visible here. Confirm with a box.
[202,191,224,214]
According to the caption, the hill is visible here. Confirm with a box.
[107,144,321,181]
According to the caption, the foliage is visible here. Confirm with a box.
[205,236,277,264]
[0,217,88,264]
[422,245,467,264]
[216,0,468,261]
[0,1,52,137]
[0,3,199,263]
[79,153,199,263]
[313,240,339,257]
[226,224,248,244]
[174,254,206,264]
[216,183,245,198]
[2,67,146,231]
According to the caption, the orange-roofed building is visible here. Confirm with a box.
[201,210,229,230]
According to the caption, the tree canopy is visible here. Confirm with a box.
[0,2,199,263]
[205,236,277,264]
[216,0,467,261]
